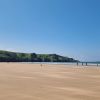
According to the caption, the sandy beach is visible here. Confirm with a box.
[0,63,100,100]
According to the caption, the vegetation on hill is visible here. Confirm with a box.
[0,50,77,62]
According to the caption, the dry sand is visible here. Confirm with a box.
[0,63,100,100]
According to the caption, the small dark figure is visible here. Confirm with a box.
[77,62,78,66]
[41,64,42,67]
[86,62,87,66]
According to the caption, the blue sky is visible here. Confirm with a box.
[0,0,100,61]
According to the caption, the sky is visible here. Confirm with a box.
[0,0,100,61]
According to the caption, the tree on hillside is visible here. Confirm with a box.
[30,53,37,62]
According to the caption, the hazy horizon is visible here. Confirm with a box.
[0,0,100,61]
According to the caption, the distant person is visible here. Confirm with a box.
[82,62,83,66]
[77,62,78,66]
[41,64,42,67]
[86,62,87,66]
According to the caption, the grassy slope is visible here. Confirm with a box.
[0,50,77,62]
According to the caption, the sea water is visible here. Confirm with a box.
[21,62,100,66]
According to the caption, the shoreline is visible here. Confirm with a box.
[0,62,99,67]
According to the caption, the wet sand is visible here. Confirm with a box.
[0,63,100,100]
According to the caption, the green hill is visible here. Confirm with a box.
[0,50,77,62]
